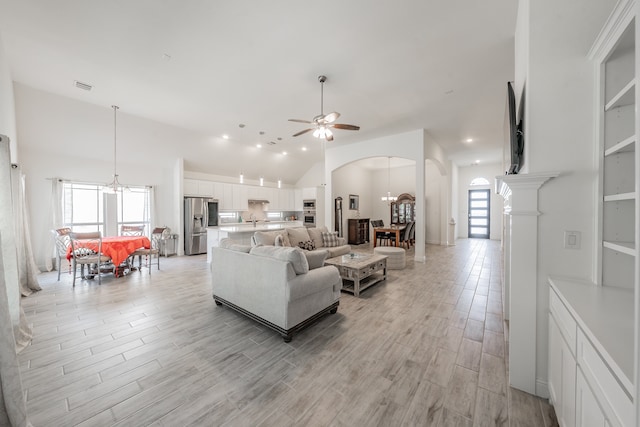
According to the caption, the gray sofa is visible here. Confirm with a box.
[211,240,342,342]
[252,226,351,258]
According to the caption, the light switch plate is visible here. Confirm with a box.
[564,231,581,249]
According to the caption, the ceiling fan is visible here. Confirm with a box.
[289,75,360,142]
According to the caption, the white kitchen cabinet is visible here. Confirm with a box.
[184,179,198,196]
[232,184,248,211]
[301,187,317,200]
[184,179,215,197]
[220,183,234,210]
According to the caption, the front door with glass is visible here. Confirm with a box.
[468,189,490,239]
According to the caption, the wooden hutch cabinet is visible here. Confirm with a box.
[348,218,370,245]
[391,193,416,225]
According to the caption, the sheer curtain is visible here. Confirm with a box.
[0,135,32,425]
[45,178,63,272]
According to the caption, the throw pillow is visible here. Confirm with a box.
[322,231,340,247]
[287,227,311,248]
[307,227,324,248]
[304,249,328,269]
[298,240,316,251]
[275,234,284,246]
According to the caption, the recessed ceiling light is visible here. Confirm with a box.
[475,160,480,164]
[301,147,307,151]
[222,134,229,140]
[282,151,287,155]
[465,138,473,143]
[256,144,262,148]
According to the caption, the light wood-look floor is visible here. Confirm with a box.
[19,239,558,426]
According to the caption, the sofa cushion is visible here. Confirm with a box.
[307,226,327,248]
[322,231,340,247]
[254,230,290,247]
[298,240,316,251]
[250,245,309,275]
[304,249,329,269]
[287,227,311,248]
[219,238,251,253]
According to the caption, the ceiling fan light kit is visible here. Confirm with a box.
[289,75,360,141]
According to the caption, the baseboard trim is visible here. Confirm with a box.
[536,378,550,399]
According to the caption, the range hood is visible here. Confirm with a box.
[248,199,270,204]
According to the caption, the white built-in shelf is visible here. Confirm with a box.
[605,135,636,156]
[603,240,637,256]
[604,192,636,201]
[605,78,636,110]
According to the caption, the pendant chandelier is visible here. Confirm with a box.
[103,105,122,194]
[381,156,397,204]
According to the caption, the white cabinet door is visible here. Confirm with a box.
[294,189,303,210]
[301,187,317,200]
[198,181,214,197]
[232,184,248,210]
[184,179,198,196]
[548,313,576,427]
[576,370,607,427]
[212,182,224,200]
[221,183,234,210]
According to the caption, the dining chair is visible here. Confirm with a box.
[121,224,145,236]
[371,220,391,246]
[52,227,72,281]
[131,227,162,274]
[390,221,414,249]
[69,231,112,286]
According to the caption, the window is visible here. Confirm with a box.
[117,187,151,235]
[470,177,490,186]
[63,182,152,236]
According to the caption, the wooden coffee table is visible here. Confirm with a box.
[324,253,387,297]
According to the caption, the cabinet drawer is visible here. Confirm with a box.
[549,288,577,356]
[577,330,633,427]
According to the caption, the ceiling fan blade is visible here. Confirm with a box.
[331,123,360,131]
[293,128,314,137]
[289,119,312,124]
[323,112,340,123]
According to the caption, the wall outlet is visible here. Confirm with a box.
[564,231,581,249]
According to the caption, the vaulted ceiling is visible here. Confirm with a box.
[0,1,517,178]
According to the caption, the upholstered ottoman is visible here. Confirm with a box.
[373,246,406,270]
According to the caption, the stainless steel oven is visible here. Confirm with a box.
[303,199,316,227]
[303,212,316,227]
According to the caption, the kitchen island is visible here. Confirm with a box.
[207,221,303,263]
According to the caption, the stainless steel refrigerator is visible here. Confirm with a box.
[184,197,218,255]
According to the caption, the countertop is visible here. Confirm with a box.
[212,221,302,233]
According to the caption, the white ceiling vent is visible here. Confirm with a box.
[74,80,92,91]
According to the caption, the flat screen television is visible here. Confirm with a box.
[507,82,524,174]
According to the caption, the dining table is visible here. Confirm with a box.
[372,225,406,248]
[66,235,151,270]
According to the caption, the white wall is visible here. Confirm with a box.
[457,162,503,240]
[516,0,616,396]
[332,163,373,237]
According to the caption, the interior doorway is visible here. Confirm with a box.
[468,189,490,239]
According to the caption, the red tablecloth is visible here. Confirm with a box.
[66,236,151,267]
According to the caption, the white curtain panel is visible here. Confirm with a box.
[0,135,32,426]
[11,169,41,297]
[44,178,63,272]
